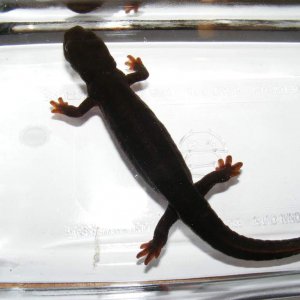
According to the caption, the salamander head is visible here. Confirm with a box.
[63,26,116,82]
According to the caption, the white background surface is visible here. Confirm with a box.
[1,42,300,282]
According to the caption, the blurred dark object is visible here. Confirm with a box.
[0,1,104,14]
[66,1,103,13]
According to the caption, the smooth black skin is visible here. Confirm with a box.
[51,26,300,264]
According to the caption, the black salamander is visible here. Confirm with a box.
[50,26,300,265]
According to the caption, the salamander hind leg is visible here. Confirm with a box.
[137,155,243,265]
[137,238,165,265]
[194,155,243,196]
[137,206,177,265]
[215,155,243,182]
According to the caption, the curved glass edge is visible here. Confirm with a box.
[1,29,300,46]
[1,1,300,35]
[1,271,300,299]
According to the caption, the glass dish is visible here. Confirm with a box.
[1,0,300,298]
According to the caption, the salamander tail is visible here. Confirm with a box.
[176,187,300,260]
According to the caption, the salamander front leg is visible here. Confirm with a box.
[125,55,149,85]
[50,97,96,117]
[124,1,140,14]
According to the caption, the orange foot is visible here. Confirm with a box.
[136,240,163,265]
[216,155,243,181]
[50,97,69,114]
[125,55,143,71]
[124,2,139,14]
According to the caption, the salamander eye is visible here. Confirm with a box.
[64,42,69,53]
